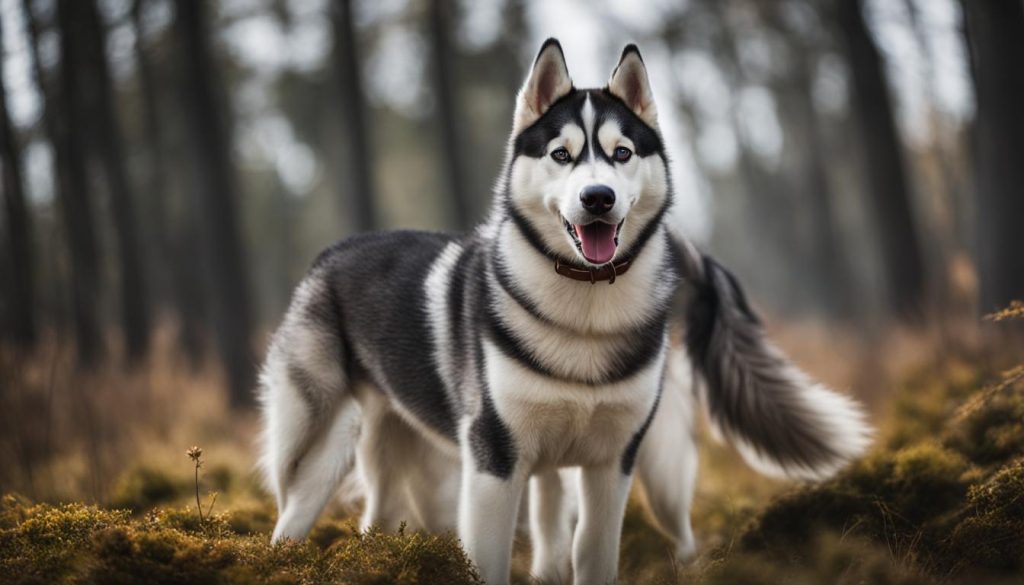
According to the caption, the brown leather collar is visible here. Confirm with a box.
[554,257,633,284]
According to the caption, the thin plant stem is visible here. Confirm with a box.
[194,462,203,522]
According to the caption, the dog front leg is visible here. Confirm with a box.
[458,465,526,585]
[572,464,632,585]
[529,469,574,583]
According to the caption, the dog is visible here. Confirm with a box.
[258,39,872,584]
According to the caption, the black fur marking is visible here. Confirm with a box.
[469,384,517,479]
[715,257,762,326]
[445,245,474,386]
[481,286,556,378]
[685,255,761,371]
[488,244,557,327]
[535,38,565,65]
[684,257,718,370]
[620,198,671,261]
[620,379,662,475]
[287,363,331,414]
[482,284,668,386]
[505,199,577,265]
[514,91,586,157]
[591,90,663,157]
[607,316,669,384]
[318,231,462,441]
[619,44,643,63]
[297,274,357,379]
[469,260,517,479]
[512,89,662,162]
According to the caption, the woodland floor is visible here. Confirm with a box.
[1,310,1023,584]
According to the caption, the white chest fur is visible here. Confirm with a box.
[481,334,665,470]
[475,218,673,470]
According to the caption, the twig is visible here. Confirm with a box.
[204,492,219,518]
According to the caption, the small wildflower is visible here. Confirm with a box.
[187,445,205,521]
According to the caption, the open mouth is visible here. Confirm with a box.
[563,217,624,264]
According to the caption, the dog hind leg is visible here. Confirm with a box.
[270,397,360,542]
[403,436,460,533]
[259,276,360,543]
[356,392,429,531]
[635,359,698,560]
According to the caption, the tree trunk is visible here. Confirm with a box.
[330,0,377,232]
[837,0,927,319]
[43,0,105,365]
[0,15,36,349]
[711,0,802,314]
[173,0,256,407]
[790,52,854,319]
[960,0,1024,312]
[428,0,472,229]
[78,0,151,361]
[132,0,206,364]
[131,0,171,306]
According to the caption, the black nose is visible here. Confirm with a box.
[580,185,616,215]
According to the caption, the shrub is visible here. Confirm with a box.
[946,459,1024,572]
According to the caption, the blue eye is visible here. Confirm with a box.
[551,147,572,163]
[613,146,633,162]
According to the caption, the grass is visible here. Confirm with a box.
[1,317,1023,583]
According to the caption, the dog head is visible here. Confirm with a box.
[505,39,669,267]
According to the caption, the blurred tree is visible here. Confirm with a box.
[761,3,854,318]
[174,0,256,407]
[787,51,853,317]
[428,0,471,229]
[130,0,171,308]
[0,14,36,349]
[902,0,968,247]
[330,0,378,232]
[131,0,206,365]
[32,0,105,366]
[708,0,802,313]
[837,0,927,319]
[497,0,529,93]
[77,0,151,362]
[960,0,1024,313]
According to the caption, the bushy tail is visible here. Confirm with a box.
[683,253,872,480]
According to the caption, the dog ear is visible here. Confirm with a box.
[608,44,658,128]
[513,38,573,135]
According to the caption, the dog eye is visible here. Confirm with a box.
[613,146,633,163]
[550,147,571,164]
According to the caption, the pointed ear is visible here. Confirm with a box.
[608,44,658,128]
[513,39,573,135]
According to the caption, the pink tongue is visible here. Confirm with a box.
[574,222,617,264]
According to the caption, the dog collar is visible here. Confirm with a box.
[554,257,633,284]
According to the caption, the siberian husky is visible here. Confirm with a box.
[258,39,871,584]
